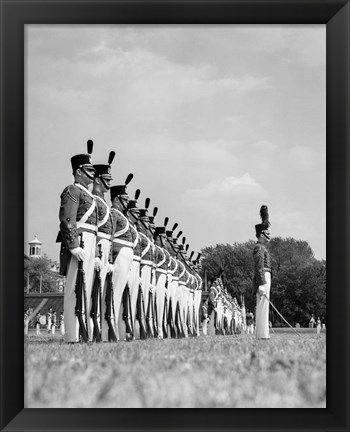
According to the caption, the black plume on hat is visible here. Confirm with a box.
[145,198,150,209]
[172,223,178,232]
[125,173,133,185]
[87,139,93,154]
[108,151,115,165]
[135,189,140,200]
[255,204,271,238]
[260,205,270,228]
[164,217,169,227]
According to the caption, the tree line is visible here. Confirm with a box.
[200,237,326,327]
[24,254,64,293]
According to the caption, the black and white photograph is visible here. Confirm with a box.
[24,24,327,408]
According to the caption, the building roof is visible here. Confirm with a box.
[29,234,42,245]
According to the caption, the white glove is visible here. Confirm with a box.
[258,286,265,296]
[107,263,115,274]
[94,257,103,272]
[70,247,86,261]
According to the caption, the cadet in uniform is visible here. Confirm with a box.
[165,225,180,337]
[60,311,65,335]
[138,201,155,337]
[126,193,143,339]
[110,175,134,340]
[246,310,254,334]
[253,205,272,339]
[92,152,116,342]
[58,140,98,343]
[154,226,170,339]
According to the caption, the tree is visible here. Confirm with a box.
[24,254,61,293]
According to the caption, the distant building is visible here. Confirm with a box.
[28,234,42,258]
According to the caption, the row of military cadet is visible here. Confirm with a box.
[201,277,255,336]
[57,140,203,343]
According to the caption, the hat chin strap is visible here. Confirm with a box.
[118,196,128,213]
[81,167,95,181]
[100,177,110,190]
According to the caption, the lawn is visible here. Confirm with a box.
[25,331,326,408]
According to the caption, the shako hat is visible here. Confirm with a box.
[93,151,115,180]
[71,140,95,173]
[255,205,271,240]
[127,190,141,213]
[166,222,178,239]
[110,173,133,202]
[148,207,158,226]
[155,226,166,236]
[138,198,150,221]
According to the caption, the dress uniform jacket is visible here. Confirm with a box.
[111,208,133,257]
[253,243,271,290]
[58,183,98,275]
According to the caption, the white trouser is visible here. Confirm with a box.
[140,264,152,316]
[47,319,51,332]
[96,238,112,342]
[51,325,56,335]
[112,246,133,341]
[36,324,40,335]
[194,291,202,336]
[60,323,65,335]
[155,272,167,338]
[64,231,96,343]
[183,288,190,335]
[255,271,271,339]
[170,279,179,321]
[128,260,141,339]
[247,324,254,334]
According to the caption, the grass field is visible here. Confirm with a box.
[25,331,326,408]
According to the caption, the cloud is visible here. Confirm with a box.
[183,173,267,202]
[288,145,326,170]
[234,25,325,68]
[252,140,278,152]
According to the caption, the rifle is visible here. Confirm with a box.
[122,284,134,340]
[90,244,102,342]
[136,283,148,340]
[145,290,155,338]
[162,295,168,338]
[174,302,185,338]
[186,307,193,337]
[167,298,177,338]
[75,233,89,343]
[104,272,118,342]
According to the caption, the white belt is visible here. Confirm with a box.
[179,281,187,286]
[113,238,133,247]
[172,277,179,281]
[141,259,153,266]
[77,222,97,232]
[156,268,167,274]
[133,256,141,262]
[97,232,112,240]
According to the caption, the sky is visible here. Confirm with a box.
[25,25,326,262]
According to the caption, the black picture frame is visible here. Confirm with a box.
[1,1,349,431]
